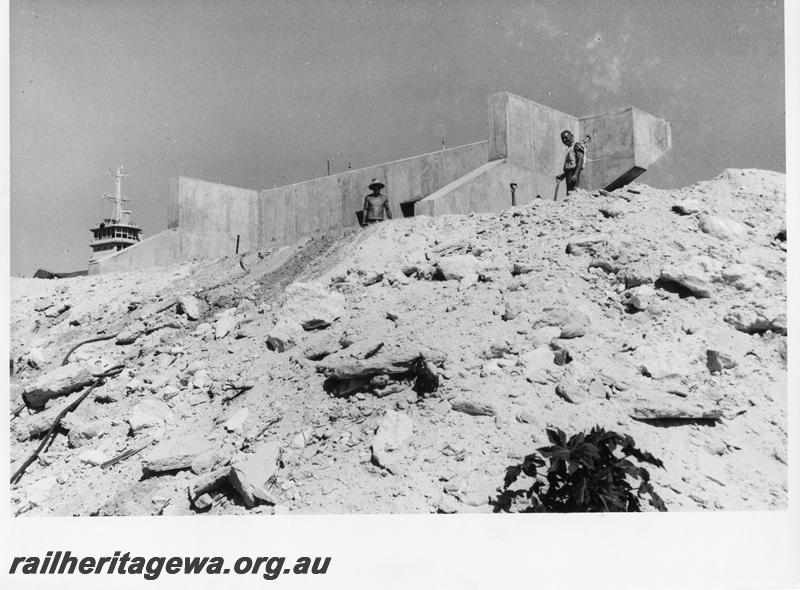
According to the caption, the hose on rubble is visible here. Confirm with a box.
[10,364,125,485]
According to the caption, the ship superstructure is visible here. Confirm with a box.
[89,166,142,263]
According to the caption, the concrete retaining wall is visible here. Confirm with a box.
[92,91,671,273]
[488,92,579,203]
[415,160,535,216]
[91,228,182,274]
[253,140,488,248]
[96,141,487,270]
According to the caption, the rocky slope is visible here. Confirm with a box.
[8,168,787,516]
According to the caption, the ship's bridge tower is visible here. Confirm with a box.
[89,166,143,263]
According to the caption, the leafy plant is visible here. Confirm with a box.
[494,426,667,512]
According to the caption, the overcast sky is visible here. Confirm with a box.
[9,0,785,276]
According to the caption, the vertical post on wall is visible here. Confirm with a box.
[327,160,331,175]
[235,234,240,255]
[510,183,518,206]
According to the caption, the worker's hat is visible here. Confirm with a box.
[368,179,385,191]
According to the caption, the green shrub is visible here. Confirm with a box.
[494,426,667,512]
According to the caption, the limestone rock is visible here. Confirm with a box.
[26,347,48,370]
[178,295,208,321]
[529,327,560,347]
[720,264,765,291]
[518,348,554,382]
[143,436,215,473]
[34,297,54,312]
[22,363,95,409]
[78,449,109,466]
[660,256,722,298]
[622,284,656,311]
[214,309,238,340]
[44,302,70,318]
[362,270,384,286]
[618,262,656,288]
[637,343,694,380]
[14,391,83,441]
[566,232,610,256]
[555,374,586,404]
[436,254,479,282]
[631,403,722,422]
[724,306,786,335]
[532,307,590,339]
[599,202,626,218]
[450,398,496,416]
[128,399,172,432]
[66,420,102,448]
[282,282,345,330]
[266,320,304,352]
[515,409,539,426]
[502,295,525,321]
[223,407,250,432]
[699,214,747,241]
[300,325,344,360]
[229,441,282,508]
[116,320,146,345]
[511,262,536,276]
[706,350,736,374]
[371,410,413,473]
[672,198,702,215]
[317,339,446,380]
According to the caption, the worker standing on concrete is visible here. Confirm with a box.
[556,130,585,196]
[361,179,392,226]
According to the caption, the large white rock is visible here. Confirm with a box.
[267,319,304,352]
[660,256,722,298]
[518,348,555,382]
[128,399,172,432]
[22,363,95,409]
[178,295,208,321]
[214,309,239,340]
[436,255,479,282]
[371,411,413,473]
[282,282,345,330]
[699,214,747,241]
[566,232,610,255]
[229,441,282,508]
[223,407,250,432]
[142,436,215,473]
[672,198,702,215]
[720,264,765,291]
[622,284,656,311]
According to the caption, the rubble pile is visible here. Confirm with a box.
[8,169,787,515]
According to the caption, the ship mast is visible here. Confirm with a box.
[104,165,131,223]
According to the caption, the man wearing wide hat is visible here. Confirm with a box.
[361,178,393,226]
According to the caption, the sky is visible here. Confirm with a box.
[8,0,785,276]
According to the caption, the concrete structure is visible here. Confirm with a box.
[91,91,670,274]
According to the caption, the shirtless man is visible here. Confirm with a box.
[361,179,392,226]
[556,130,585,195]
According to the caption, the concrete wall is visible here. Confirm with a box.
[91,228,182,274]
[253,140,488,249]
[579,108,672,191]
[96,141,487,270]
[415,160,534,217]
[487,92,579,204]
[92,91,672,273]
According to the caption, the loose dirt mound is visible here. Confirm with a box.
[9,169,787,515]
